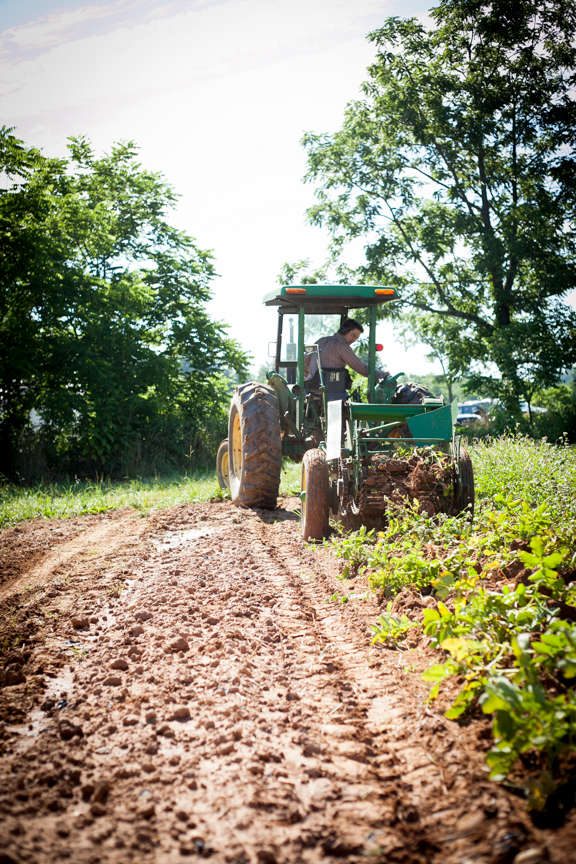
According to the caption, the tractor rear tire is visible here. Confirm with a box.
[301,448,330,541]
[454,445,475,515]
[216,439,230,491]
[228,382,281,509]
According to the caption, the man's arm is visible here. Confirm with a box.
[338,342,369,377]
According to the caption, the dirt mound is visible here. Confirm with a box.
[362,452,454,516]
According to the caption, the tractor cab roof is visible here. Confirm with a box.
[264,284,398,315]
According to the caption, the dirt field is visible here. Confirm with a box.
[1,499,574,864]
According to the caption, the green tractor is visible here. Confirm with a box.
[216,284,474,539]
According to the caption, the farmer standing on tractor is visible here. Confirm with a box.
[304,318,389,387]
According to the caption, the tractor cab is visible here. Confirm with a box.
[263,284,400,454]
[264,283,395,396]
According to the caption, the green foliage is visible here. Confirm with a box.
[303,2,576,411]
[473,436,576,540]
[531,382,576,442]
[398,313,468,403]
[329,525,375,578]
[372,602,415,646]
[0,129,247,481]
[330,436,576,807]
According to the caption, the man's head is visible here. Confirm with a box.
[338,318,364,345]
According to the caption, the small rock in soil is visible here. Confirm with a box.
[170,706,191,722]
[134,610,153,622]
[110,658,129,671]
[58,719,83,741]
[103,675,122,687]
[81,784,94,802]
[2,664,26,686]
[513,849,549,864]
[457,810,485,835]
[92,781,110,805]
[166,637,189,653]
[71,616,90,631]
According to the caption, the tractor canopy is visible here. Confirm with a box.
[264,284,398,314]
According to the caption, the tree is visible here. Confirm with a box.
[303,0,576,412]
[0,129,247,480]
[398,313,469,402]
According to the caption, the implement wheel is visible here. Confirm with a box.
[301,448,330,541]
[453,443,475,515]
[228,382,281,508]
[216,439,230,491]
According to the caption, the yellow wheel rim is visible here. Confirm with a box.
[231,412,242,474]
[221,450,229,482]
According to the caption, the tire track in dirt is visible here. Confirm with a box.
[252,513,524,864]
[0,511,144,601]
[0,501,570,864]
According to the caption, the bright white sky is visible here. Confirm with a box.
[4,0,571,379]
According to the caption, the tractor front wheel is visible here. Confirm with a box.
[301,448,330,541]
[453,443,475,515]
[216,439,230,491]
[228,382,281,508]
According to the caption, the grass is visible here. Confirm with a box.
[473,435,576,527]
[0,473,221,528]
[0,458,304,528]
[279,459,302,496]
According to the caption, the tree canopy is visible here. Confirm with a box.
[303,0,576,410]
[0,129,247,480]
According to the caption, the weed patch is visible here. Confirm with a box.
[330,436,576,814]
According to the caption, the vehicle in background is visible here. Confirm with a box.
[456,399,494,426]
[520,401,547,416]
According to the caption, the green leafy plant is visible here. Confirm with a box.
[330,437,576,810]
[372,602,415,646]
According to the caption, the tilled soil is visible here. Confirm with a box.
[0,500,574,864]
